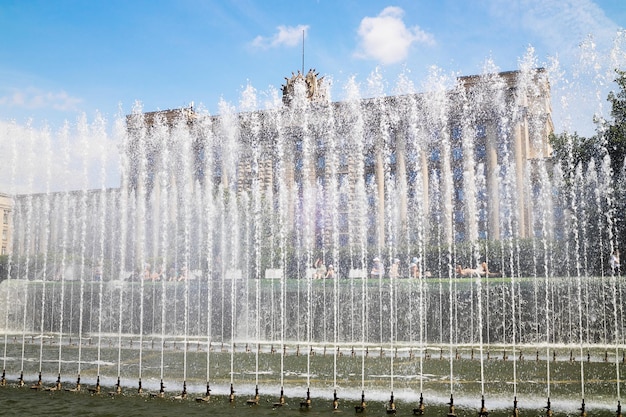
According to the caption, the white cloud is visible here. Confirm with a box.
[355,6,435,65]
[252,24,310,49]
[0,87,82,112]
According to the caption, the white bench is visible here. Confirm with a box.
[224,269,243,280]
[265,268,283,279]
[348,268,367,279]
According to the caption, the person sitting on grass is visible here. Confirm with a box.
[456,264,482,277]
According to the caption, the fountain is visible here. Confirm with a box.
[0,48,625,416]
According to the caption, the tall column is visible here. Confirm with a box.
[514,121,529,238]
[396,139,408,232]
[486,123,500,240]
[376,149,385,248]
[440,140,454,247]
[151,173,161,262]
[420,150,430,243]
[135,179,146,272]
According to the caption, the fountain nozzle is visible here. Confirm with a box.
[137,378,143,394]
[65,375,81,392]
[150,379,166,398]
[195,382,212,402]
[511,396,519,417]
[616,400,622,417]
[355,391,366,413]
[229,383,235,403]
[52,373,62,391]
[386,392,397,414]
[300,387,312,409]
[273,387,286,408]
[413,392,425,415]
[246,385,260,405]
[545,398,553,417]
[174,381,187,400]
[109,376,122,395]
[31,372,43,390]
[332,389,339,410]
[579,398,587,417]
[18,371,24,387]
[447,394,457,417]
[0,369,6,386]
[478,395,488,416]
[88,376,100,394]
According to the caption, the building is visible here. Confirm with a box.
[2,68,556,279]
[124,68,553,258]
[0,192,12,256]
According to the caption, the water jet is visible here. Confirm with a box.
[0,61,624,416]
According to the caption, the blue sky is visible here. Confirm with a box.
[0,0,624,132]
[0,0,625,192]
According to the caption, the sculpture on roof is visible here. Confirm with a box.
[282,68,326,106]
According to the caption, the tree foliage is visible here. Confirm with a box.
[549,68,626,249]
[605,69,626,176]
[550,69,626,174]
[549,131,604,172]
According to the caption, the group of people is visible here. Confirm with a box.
[142,263,188,282]
[313,258,335,279]
[138,248,624,283]
[455,262,498,277]
[92,249,625,283]
[370,257,424,279]
[370,257,501,279]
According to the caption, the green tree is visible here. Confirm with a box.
[549,68,626,259]
[603,69,626,176]
[550,69,626,175]
[549,131,603,179]
[600,69,626,247]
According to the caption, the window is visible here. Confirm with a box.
[476,124,486,138]
[475,144,486,160]
[339,193,349,208]
[338,212,349,229]
[451,126,462,140]
[339,154,348,168]
[430,148,440,162]
[317,155,325,170]
[453,167,463,181]
[338,173,348,187]
[455,188,465,202]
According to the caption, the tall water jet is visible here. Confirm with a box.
[1,45,625,416]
